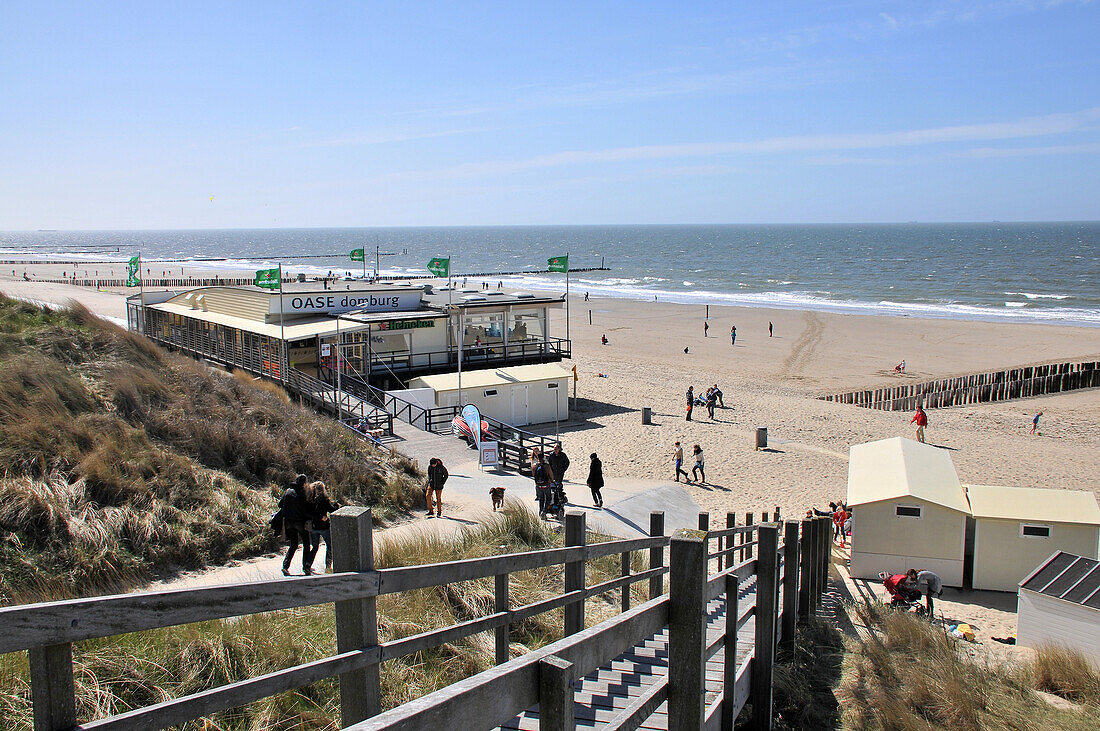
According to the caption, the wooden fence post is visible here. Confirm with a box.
[752,524,780,731]
[621,551,632,611]
[331,506,381,724]
[744,513,754,561]
[725,512,737,570]
[29,644,76,731]
[495,573,510,665]
[649,512,665,599]
[798,517,813,618]
[564,511,587,636]
[819,517,830,601]
[781,521,800,657]
[699,512,710,569]
[722,574,740,731]
[668,535,708,731]
[539,655,576,731]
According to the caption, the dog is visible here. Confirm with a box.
[489,486,506,511]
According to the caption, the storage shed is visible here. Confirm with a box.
[409,363,571,426]
[1017,551,1100,665]
[847,437,970,586]
[966,485,1100,592]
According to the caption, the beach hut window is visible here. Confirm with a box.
[1020,523,1052,539]
[484,389,498,397]
[547,382,559,389]
[895,505,922,519]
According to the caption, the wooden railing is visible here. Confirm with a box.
[2,510,835,731]
[823,360,1100,411]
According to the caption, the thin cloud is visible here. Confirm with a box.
[373,107,1100,182]
[299,125,493,148]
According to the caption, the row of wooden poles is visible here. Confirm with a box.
[823,360,1099,411]
[26,276,278,288]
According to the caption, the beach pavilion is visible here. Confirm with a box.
[846,437,970,586]
[965,484,1100,592]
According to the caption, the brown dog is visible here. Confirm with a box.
[489,486,506,511]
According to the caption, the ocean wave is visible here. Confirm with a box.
[1004,291,1071,300]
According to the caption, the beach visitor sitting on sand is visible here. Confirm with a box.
[894,360,906,373]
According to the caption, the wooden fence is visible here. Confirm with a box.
[822,360,1100,411]
[2,510,834,731]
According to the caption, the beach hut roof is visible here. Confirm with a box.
[411,363,571,391]
[846,437,969,513]
[1020,551,1100,609]
[965,484,1100,525]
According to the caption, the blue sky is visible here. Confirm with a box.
[1,1,1098,228]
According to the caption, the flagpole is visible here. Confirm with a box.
[278,262,286,383]
[454,254,463,409]
[137,252,144,334]
[565,251,570,355]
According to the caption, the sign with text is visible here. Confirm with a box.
[480,441,499,468]
[269,290,422,316]
[376,318,436,331]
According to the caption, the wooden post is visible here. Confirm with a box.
[773,506,781,522]
[725,512,737,569]
[819,517,830,600]
[699,512,710,571]
[29,644,76,731]
[621,551,632,611]
[781,521,800,656]
[649,512,665,599]
[495,573,510,665]
[798,517,813,618]
[744,513,754,560]
[539,655,576,731]
[668,536,708,731]
[564,511,587,636]
[752,524,780,731]
[722,574,739,731]
[331,506,381,724]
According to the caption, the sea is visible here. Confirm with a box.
[2,223,1098,327]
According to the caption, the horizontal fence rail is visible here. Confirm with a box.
[4,509,835,731]
[822,360,1099,411]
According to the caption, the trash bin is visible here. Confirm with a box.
[755,427,768,450]
[642,407,653,425]
[297,273,306,282]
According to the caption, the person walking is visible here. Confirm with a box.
[548,442,570,492]
[691,444,706,483]
[910,405,928,443]
[706,388,717,419]
[587,453,604,508]
[673,441,689,482]
[703,321,709,337]
[305,481,340,573]
[686,385,694,421]
[1031,410,1043,435]
[730,325,737,345]
[833,504,849,546]
[712,384,724,407]
[769,321,773,337]
[531,449,554,518]
[426,457,448,517]
[279,474,312,576]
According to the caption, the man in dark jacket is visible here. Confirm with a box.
[547,443,570,490]
[280,474,312,576]
[426,457,448,517]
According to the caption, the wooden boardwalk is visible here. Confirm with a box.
[499,578,762,730]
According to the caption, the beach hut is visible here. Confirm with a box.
[1017,551,1100,664]
[846,437,970,586]
[409,363,571,426]
[966,485,1100,592]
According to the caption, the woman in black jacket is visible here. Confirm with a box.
[305,481,340,573]
[587,453,604,508]
[280,474,311,576]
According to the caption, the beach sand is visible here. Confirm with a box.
[3,265,1099,658]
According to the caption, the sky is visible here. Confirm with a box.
[1,1,1099,229]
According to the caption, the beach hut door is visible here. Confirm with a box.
[511,385,529,426]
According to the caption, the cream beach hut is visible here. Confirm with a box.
[966,485,1100,592]
[1017,551,1100,665]
[409,363,571,427]
[846,437,970,586]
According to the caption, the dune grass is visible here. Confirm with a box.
[0,504,654,730]
[839,601,1100,730]
[0,294,423,602]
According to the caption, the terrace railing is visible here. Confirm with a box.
[2,511,835,731]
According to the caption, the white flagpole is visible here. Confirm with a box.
[137,252,144,333]
[278,263,286,382]
[565,251,570,353]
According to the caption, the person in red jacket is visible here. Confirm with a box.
[910,405,928,443]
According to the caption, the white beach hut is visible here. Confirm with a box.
[846,437,970,586]
[966,485,1100,592]
[409,363,571,426]
[1017,551,1100,665]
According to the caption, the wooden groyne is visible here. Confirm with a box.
[823,360,1100,411]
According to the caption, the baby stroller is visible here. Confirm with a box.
[545,484,569,520]
[880,572,926,615]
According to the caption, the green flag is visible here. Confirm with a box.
[125,255,141,287]
[426,257,450,278]
[254,268,280,289]
[548,255,569,273]
[350,248,365,262]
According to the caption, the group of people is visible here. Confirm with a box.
[884,568,944,618]
[529,442,605,515]
[685,384,724,420]
[277,474,340,576]
[807,501,851,546]
[672,441,706,484]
